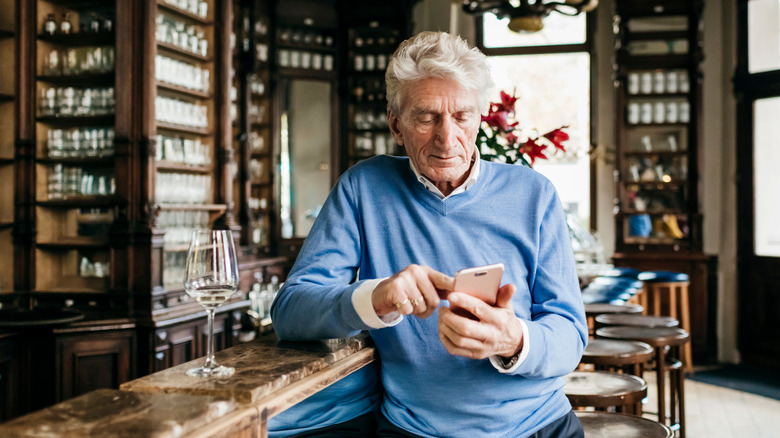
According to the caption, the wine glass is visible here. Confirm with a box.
[184,229,239,377]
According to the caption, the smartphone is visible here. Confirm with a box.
[452,263,504,306]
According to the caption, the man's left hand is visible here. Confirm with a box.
[438,284,523,360]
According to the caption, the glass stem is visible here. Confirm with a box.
[204,308,216,370]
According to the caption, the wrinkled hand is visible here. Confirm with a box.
[373,264,454,319]
[438,284,524,360]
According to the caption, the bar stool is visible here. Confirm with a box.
[594,314,679,333]
[637,271,693,373]
[575,412,673,438]
[564,371,647,415]
[584,303,643,337]
[596,326,689,438]
[580,338,654,378]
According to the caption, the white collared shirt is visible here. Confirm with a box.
[408,149,481,200]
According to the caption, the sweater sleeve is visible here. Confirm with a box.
[509,184,588,378]
[270,171,376,340]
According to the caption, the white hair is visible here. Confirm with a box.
[385,31,494,115]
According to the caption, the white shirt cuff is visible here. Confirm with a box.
[489,318,530,373]
[351,278,403,329]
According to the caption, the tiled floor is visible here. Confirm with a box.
[642,370,780,438]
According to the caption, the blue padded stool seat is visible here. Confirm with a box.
[589,276,644,290]
[581,276,643,305]
[638,271,689,283]
[601,267,641,279]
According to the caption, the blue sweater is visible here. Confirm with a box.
[271,155,587,437]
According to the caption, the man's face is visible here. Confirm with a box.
[388,78,482,194]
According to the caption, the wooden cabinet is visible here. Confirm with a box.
[0,333,29,423]
[339,1,412,168]
[0,0,16,304]
[613,0,703,254]
[2,0,418,414]
[147,309,235,372]
[54,326,136,402]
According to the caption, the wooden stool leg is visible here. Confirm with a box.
[670,364,678,435]
[678,364,686,438]
[653,286,662,317]
[679,284,694,374]
[655,346,666,427]
[669,286,677,320]
[640,286,648,315]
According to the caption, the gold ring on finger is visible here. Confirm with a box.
[411,297,423,307]
[394,299,409,310]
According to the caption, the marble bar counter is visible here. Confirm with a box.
[0,333,376,438]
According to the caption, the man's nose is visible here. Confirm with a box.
[434,118,458,147]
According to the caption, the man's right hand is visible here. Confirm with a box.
[372,265,454,319]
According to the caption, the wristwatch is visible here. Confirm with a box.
[500,352,520,369]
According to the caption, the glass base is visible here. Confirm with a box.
[186,365,235,378]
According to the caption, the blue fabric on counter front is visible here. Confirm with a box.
[271,156,587,438]
[267,363,381,437]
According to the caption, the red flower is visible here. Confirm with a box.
[478,90,569,168]
[481,110,516,132]
[498,90,518,113]
[521,138,547,165]
[543,128,569,152]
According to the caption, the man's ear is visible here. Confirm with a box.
[387,109,404,146]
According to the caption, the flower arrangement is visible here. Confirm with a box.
[478,90,569,167]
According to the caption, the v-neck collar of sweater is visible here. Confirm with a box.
[401,158,491,216]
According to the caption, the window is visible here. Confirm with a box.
[477,12,594,228]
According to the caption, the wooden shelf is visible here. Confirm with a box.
[0,94,14,102]
[0,157,14,165]
[162,244,189,252]
[350,127,388,133]
[158,203,226,212]
[624,180,686,187]
[0,29,13,38]
[156,1,211,25]
[276,42,337,53]
[626,93,690,99]
[0,222,13,230]
[626,122,690,128]
[623,150,688,157]
[37,196,117,208]
[37,32,115,46]
[155,121,210,136]
[627,31,691,41]
[38,156,114,166]
[37,240,109,250]
[617,53,694,69]
[37,114,115,126]
[37,72,115,86]
[155,161,212,173]
[617,209,687,217]
[157,41,211,63]
[156,81,211,99]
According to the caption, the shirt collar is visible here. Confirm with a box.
[408,149,481,200]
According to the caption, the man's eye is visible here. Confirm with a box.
[417,116,434,124]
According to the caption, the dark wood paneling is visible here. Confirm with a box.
[0,333,29,423]
[55,330,136,402]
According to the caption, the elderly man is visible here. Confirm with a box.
[271,31,587,438]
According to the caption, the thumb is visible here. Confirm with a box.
[495,283,516,309]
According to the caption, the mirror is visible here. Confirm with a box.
[278,79,333,239]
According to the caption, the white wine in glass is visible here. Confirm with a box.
[184,229,239,377]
